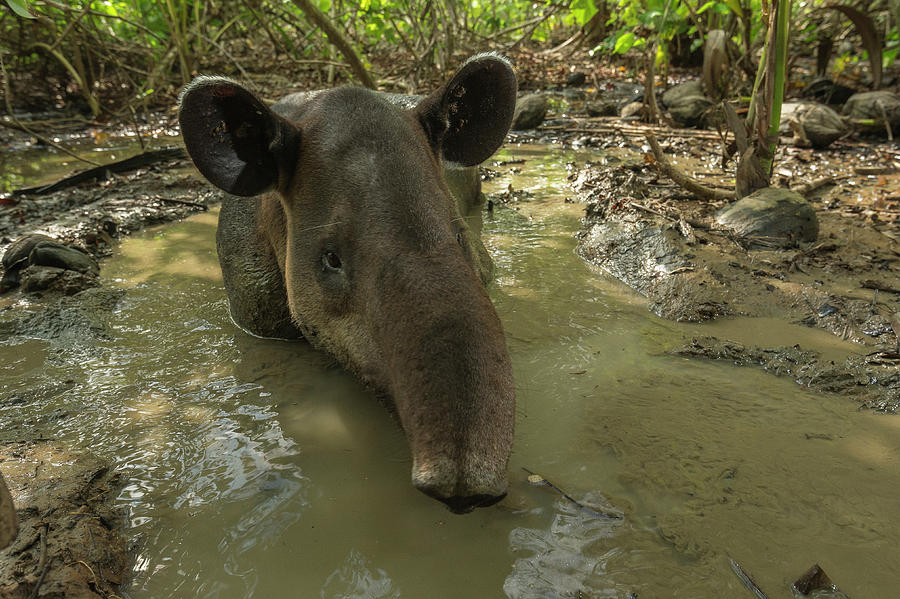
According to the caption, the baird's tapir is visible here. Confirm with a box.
[178,54,517,513]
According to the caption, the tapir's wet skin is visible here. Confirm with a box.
[4,146,900,597]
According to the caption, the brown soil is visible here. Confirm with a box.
[0,442,129,598]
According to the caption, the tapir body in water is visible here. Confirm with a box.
[178,54,517,513]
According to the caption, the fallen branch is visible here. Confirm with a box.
[646,133,736,202]
[539,122,726,141]
[13,147,186,196]
[791,176,838,196]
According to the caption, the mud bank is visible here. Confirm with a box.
[570,159,900,410]
[1,161,219,264]
[0,442,128,598]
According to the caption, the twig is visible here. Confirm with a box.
[861,280,900,294]
[27,563,51,599]
[538,122,725,141]
[522,467,620,519]
[156,197,208,210]
[630,201,675,221]
[646,133,736,202]
[729,558,769,599]
[27,525,50,599]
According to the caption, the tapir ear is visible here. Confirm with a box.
[417,53,517,167]
[178,77,298,196]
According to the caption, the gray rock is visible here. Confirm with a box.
[842,90,900,133]
[566,72,587,86]
[512,94,549,130]
[661,80,705,107]
[780,102,848,148]
[30,243,98,275]
[716,187,818,248]
[20,265,99,295]
[668,94,715,128]
[1,234,99,293]
[586,100,618,117]
[620,101,644,119]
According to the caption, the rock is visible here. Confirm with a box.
[668,94,715,128]
[620,101,645,119]
[661,80,705,108]
[780,102,848,148]
[512,94,549,130]
[566,72,587,86]
[576,217,729,321]
[586,100,618,117]
[842,90,900,133]
[596,81,644,108]
[19,264,99,295]
[716,187,818,248]
[0,234,99,293]
[660,80,717,128]
[802,77,855,105]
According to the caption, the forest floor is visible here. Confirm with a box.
[0,47,899,596]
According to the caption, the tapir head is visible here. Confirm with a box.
[178,55,517,513]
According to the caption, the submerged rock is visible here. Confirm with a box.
[577,215,730,322]
[780,102,848,148]
[512,94,549,130]
[716,188,818,248]
[842,90,900,134]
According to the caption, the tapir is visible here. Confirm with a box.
[178,54,517,513]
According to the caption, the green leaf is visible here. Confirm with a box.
[723,0,743,17]
[613,31,636,54]
[697,1,718,14]
[570,0,597,27]
[4,0,35,19]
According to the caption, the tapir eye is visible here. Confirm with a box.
[456,231,464,246]
[322,250,342,271]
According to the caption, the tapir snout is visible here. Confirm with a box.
[178,54,518,512]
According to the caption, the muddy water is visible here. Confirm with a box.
[3,146,899,598]
[0,130,181,193]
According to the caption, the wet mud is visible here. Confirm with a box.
[0,442,128,598]
[567,148,899,411]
